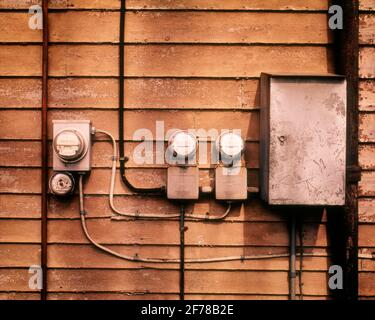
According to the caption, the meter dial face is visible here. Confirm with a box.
[54,129,87,162]
[218,132,245,158]
[170,131,197,158]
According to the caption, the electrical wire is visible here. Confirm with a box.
[289,214,297,300]
[179,203,185,300]
[298,217,304,300]
[86,132,375,264]
[95,129,232,221]
[79,174,340,264]
[118,0,164,194]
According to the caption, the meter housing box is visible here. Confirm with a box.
[167,166,199,200]
[52,120,92,172]
[260,73,347,206]
[215,165,247,200]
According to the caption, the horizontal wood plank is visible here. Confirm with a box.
[0,0,330,10]
[359,113,375,142]
[49,292,178,300]
[0,244,332,272]
[0,168,41,193]
[359,144,375,170]
[359,80,375,111]
[0,219,40,243]
[0,195,40,219]
[359,272,375,296]
[359,198,375,223]
[48,109,260,141]
[0,109,260,140]
[360,14,375,44]
[0,167,259,195]
[186,270,328,295]
[0,45,333,77]
[0,193,321,224]
[0,78,259,110]
[0,12,331,44]
[360,47,375,79]
[360,0,375,11]
[0,110,41,140]
[47,219,328,246]
[43,269,329,295]
[359,248,375,271]
[46,244,329,271]
[0,140,260,169]
[359,224,375,247]
[47,194,326,223]
[0,79,41,109]
[33,268,329,295]
[359,171,375,197]
[0,218,327,247]
[0,244,40,267]
[0,141,41,167]
[0,292,40,300]
[45,292,329,300]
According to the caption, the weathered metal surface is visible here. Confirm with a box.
[215,166,247,200]
[260,74,347,205]
[167,166,199,200]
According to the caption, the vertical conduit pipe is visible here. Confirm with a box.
[289,214,297,300]
[118,0,126,178]
[118,0,164,194]
[330,0,360,300]
[41,0,49,301]
[180,204,185,300]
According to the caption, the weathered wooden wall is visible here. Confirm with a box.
[0,0,373,300]
[359,0,375,300]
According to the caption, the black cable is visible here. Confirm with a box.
[118,0,125,167]
[298,217,304,300]
[118,0,165,194]
[180,203,185,301]
[289,214,297,300]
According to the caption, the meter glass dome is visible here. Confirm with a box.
[53,129,87,162]
[218,132,244,158]
[170,131,197,158]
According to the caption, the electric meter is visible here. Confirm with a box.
[49,172,75,196]
[216,132,245,163]
[52,120,92,172]
[169,131,197,159]
[215,132,247,201]
[53,129,87,162]
[167,130,199,200]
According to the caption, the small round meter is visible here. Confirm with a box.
[169,131,197,158]
[53,129,87,163]
[216,132,245,160]
[49,172,75,196]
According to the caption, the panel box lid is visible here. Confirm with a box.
[260,73,347,206]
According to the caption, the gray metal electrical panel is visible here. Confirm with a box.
[260,73,347,206]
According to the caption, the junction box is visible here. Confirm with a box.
[260,73,347,206]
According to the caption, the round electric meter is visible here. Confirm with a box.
[216,132,245,159]
[169,131,197,158]
[53,129,87,163]
[49,172,75,196]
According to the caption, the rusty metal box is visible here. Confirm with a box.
[215,166,247,201]
[167,166,199,200]
[260,74,347,205]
